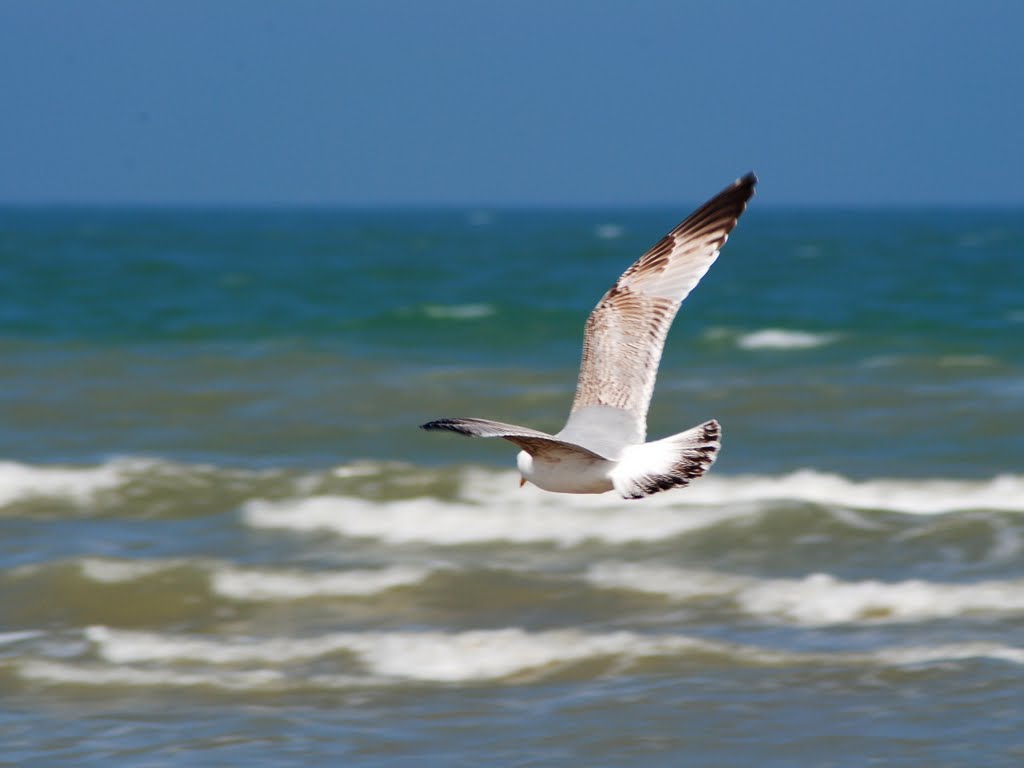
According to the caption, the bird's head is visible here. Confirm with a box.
[516,450,533,488]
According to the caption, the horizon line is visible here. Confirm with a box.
[2,199,1022,213]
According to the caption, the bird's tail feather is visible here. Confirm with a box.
[611,420,721,500]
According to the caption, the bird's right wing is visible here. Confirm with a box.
[420,417,608,460]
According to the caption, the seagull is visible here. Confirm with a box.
[421,173,756,499]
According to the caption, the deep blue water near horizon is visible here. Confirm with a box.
[1,204,1023,765]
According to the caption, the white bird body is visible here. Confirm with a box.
[516,449,613,494]
[422,174,756,499]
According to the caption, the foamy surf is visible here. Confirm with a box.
[63,555,1024,626]
[241,468,1024,546]
[81,625,719,682]
[705,327,838,350]
[736,328,838,350]
[77,557,186,583]
[240,494,741,546]
[65,557,444,601]
[3,457,1020,519]
[210,564,439,600]
[0,458,149,507]
[13,626,1024,692]
[16,660,295,691]
[586,563,1024,625]
[666,469,1024,515]
[0,456,296,515]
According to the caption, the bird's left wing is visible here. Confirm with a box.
[569,173,757,442]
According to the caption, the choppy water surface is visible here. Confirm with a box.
[1,206,1023,765]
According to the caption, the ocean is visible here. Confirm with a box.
[1,204,1022,765]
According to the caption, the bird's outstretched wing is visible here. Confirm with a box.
[569,173,756,442]
[420,417,608,460]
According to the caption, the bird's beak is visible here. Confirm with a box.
[519,476,527,488]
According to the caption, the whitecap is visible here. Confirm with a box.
[739,573,1024,625]
[736,328,838,350]
[241,468,1024,547]
[672,469,1024,515]
[241,492,741,546]
[463,466,1024,516]
[79,625,1024,688]
[85,626,355,665]
[0,458,153,507]
[83,626,718,682]
[0,456,277,511]
[72,556,439,600]
[210,564,437,601]
[17,660,290,690]
[345,628,710,682]
[77,558,182,583]
[585,562,1024,625]
[870,643,1024,666]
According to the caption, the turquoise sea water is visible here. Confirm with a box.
[1,205,1023,765]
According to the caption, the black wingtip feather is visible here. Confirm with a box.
[420,418,451,431]
[420,418,473,436]
[670,173,757,244]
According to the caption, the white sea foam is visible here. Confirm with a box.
[20,637,1024,691]
[72,556,438,600]
[0,458,152,507]
[736,328,838,350]
[77,558,182,583]
[17,660,290,690]
[5,452,1021,522]
[738,574,1024,625]
[73,625,1024,688]
[5,453,1021,534]
[83,626,718,682]
[871,643,1024,666]
[85,626,351,665]
[586,563,1024,625]
[668,469,1024,515]
[210,565,437,600]
[0,456,276,510]
[241,492,740,546]
[350,629,710,682]
[241,467,1024,545]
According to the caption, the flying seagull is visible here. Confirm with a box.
[421,173,756,499]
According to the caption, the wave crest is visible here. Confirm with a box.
[586,563,1024,625]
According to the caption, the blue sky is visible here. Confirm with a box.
[1,1,1021,206]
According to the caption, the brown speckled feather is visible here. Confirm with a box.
[570,173,756,441]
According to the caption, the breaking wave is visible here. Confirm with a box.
[9,626,1024,692]
[2,457,1020,530]
[586,563,1024,625]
